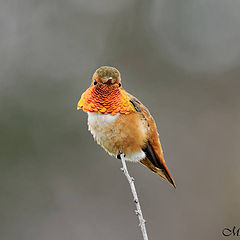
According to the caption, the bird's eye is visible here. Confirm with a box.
[119,83,122,87]
[94,79,97,85]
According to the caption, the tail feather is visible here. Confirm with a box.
[141,142,176,188]
[140,158,176,188]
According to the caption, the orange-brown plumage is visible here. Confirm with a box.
[129,97,176,188]
[78,84,136,115]
[77,66,176,188]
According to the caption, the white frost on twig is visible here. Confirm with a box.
[120,154,149,240]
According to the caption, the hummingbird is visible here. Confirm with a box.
[77,66,176,188]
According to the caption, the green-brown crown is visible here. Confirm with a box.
[96,66,120,78]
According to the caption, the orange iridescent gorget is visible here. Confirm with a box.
[77,84,136,115]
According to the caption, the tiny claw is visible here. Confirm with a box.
[117,152,122,159]
[117,151,126,159]
[131,177,135,182]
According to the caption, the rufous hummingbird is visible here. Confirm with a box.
[77,66,176,188]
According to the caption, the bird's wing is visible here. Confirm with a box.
[129,95,176,188]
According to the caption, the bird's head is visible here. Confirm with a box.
[77,66,135,115]
[92,66,121,87]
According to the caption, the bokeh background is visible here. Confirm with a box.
[1,0,240,239]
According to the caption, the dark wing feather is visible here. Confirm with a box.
[129,96,176,188]
[142,141,165,170]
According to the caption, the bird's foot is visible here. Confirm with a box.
[117,151,125,159]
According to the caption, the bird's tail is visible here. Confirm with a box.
[141,141,176,188]
[140,158,176,188]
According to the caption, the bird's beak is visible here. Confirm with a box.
[102,77,113,84]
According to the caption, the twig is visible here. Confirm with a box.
[120,154,149,240]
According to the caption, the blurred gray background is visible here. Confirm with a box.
[1,0,240,239]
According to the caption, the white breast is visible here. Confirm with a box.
[88,112,119,126]
[87,112,146,162]
[87,112,119,147]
